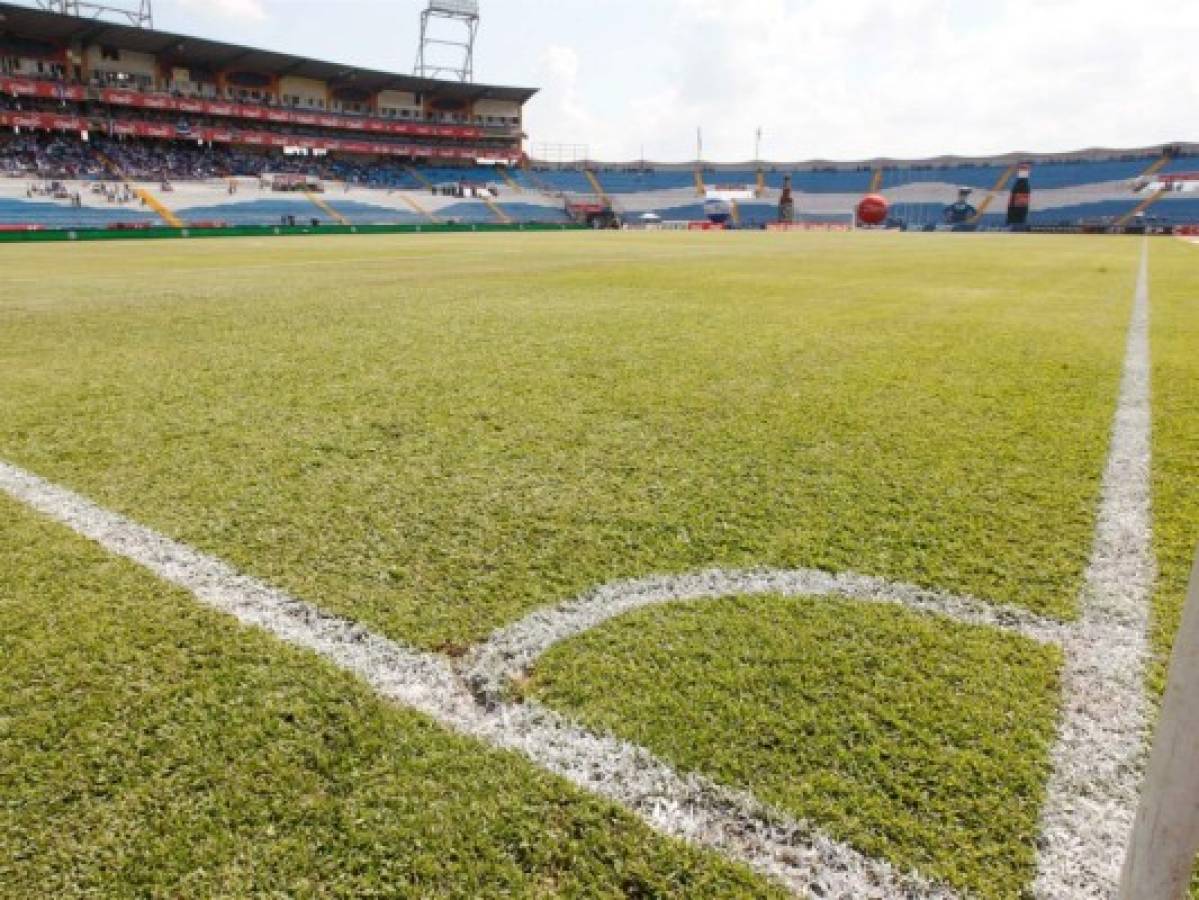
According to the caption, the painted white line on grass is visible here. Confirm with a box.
[0,460,955,899]
[1032,241,1155,898]
[463,567,1067,703]
[0,239,1156,898]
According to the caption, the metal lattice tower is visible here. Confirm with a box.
[33,0,153,28]
[414,0,479,83]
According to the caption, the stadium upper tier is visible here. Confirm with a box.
[0,1,532,164]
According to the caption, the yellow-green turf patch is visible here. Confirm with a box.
[0,233,1136,649]
[524,595,1062,898]
[1148,239,1199,697]
[0,495,779,898]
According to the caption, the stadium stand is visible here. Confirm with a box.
[5,129,1197,230]
[1,2,1196,232]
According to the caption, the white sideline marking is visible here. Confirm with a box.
[0,461,955,899]
[0,241,1156,897]
[1032,242,1155,897]
[464,568,1067,703]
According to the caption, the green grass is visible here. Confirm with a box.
[1148,239,1199,697]
[0,231,1163,896]
[0,232,1138,653]
[0,494,779,898]
[524,595,1062,897]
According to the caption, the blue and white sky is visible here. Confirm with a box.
[146,0,1196,161]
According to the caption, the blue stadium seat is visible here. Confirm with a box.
[0,197,161,228]
[1159,155,1199,175]
[526,169,595,194]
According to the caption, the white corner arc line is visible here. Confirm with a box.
[0,239,1156,899]
[1032,241,1156,897]
[0,461,956,899]
[462,568,1068,703]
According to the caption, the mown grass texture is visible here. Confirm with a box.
[525,595,1062,898]
[0,232,1138,653]
[0,494,779,898]
[1148,239,1199,697]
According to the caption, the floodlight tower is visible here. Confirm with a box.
[33,0,153,27]
[414,0,479,82]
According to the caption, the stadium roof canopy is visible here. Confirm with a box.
[0,1,538,102]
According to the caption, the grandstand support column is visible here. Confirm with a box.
[869,168,884,193]
[303,191,349,226]
[693,167,705,197]
[730,199,741,227]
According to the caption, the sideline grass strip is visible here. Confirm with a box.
[1147,240,1199,697]
[0,494,778,898]
[525,595,1062,898]
[0,233,1135,651]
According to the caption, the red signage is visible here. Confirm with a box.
[0,77,85,101]
[2,77,497,140]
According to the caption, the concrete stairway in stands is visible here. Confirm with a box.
[481,195,512,223]
[398,191,439,222]
[304,190,349,225]
[584,168,609,203]
[1139,153,1172,179]
[404,166,434,190]
[1116,189,1167,227]
[93,149,182,227]
[969,164,1018,224]
[498,166,522,193]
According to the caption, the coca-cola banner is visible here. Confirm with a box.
[0,77,86,101]
[2,77,494,140]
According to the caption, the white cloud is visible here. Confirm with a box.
[526,44,601,159]
[147,0,1199,162]
[175,0,267,23]
[523,0,1199,161]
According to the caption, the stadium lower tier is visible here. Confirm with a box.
[2,133,1196,229]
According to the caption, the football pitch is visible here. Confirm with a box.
[1,232,1196,898]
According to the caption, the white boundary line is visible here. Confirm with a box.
[1031,241,1155,897]
[463,568,1067,703]
[0,241,1156,897]
[0,460,956,898]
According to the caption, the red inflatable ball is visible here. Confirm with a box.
[856,193,889,226]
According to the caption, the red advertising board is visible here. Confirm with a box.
[3,77,492,140]
[0,77,86,101]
